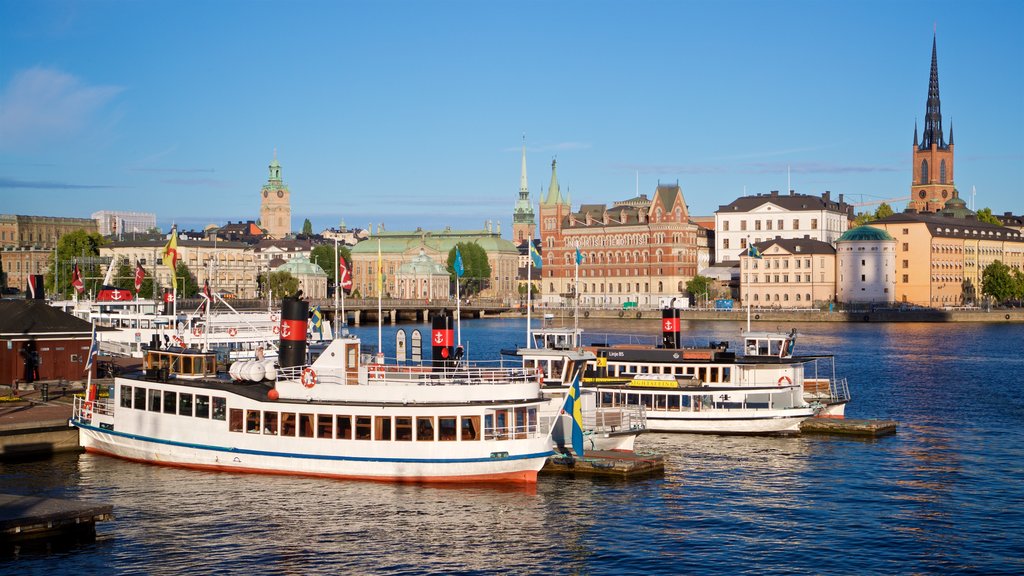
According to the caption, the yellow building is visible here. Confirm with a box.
[873,211,1024,307]
[740,238,836,308]
[0,214,98,249]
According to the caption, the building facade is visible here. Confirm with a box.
[101,238,260,299]
[910,35,956,214]
[0,214,98,249]
[715,191,853,263]
[1,246,52,293]
[740,238,836,308]
[92,211,157,237]
[537,159,706,308]
[872,210,1024,307]
[277,256,328,300]
[836,226,897,305]
[393,250,451,300]
[349,227,519,301]
[259,155,292,239]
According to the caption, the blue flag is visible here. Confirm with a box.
[529,242,542,270]
[454,247,465,277]
[575,247,583,265]
[747,243,763,259]
[564,372,585,457]
[310,306,324,337]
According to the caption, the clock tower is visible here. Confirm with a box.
[909,35,955,213]
[259,153,291,239]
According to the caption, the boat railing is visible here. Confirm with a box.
[484,423,540,440]
[585,404,647,434]
[830,377,851,403]
[277,364,541,386]
[804,377,851,403]
[99,340,134,357]
[72,395,114,423]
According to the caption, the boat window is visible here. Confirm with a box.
[163,391,177,414]
[641,394,653,409]
[722,367,731,383]
[133,386,146,409]
[698,368,707,382]
[667,395,681,411]
[528,407,538,432]
[654,394,667,410]
[355,416,371,440]
[710,367,719,383]
[416,417,434,441]
[281,413,297,436]
[336,415,352,439]
[120,385,133,408]
[681,395,692,409]
[179,393,193,416]
[375,416,392,441]
[550,360,564,381]
[211,398,226,420]
[264,412,279,435]
[246,410,261,433]
[600,391,613,406]
[395,417,413,441]
[439,417,457,441]
[461,416,479,441]
[299,414,315,438]
[148,389,161,412]
[484,414,494,439]
[317,415,333,439]
[229,409,243,432]
[195,395,210,418]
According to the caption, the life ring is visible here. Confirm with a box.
[777,375,793,387]
[863,315,870,322]
[192,327,202,337]
[584,310,590,318]
[636,311,642,319]
[300,367,318,388]
[228,327,238,337]
[618,310,624,318]
[82,401,93,420]
[270,313,279,323]
[272,325,280,335]
[754,314,760,320]
[1006,314,1011,320]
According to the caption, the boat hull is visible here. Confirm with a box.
[74,419,549,484]
[643,408,815,434]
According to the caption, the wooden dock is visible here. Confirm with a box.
[0,494,113,545]
[542,450,664,478]
[800,417,898,437]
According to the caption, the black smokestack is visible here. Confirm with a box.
[431,310,455,369]
[661,304,681,349]
[278,297,309,368]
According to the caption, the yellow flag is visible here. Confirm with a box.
[162,229,179,290]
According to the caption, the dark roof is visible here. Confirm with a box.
[997,213,1023,227]
[0,300,96,336]
[106,239,250,249]
[717,191,853,215]
[874,212,1024,241]
[253,239,314,252]
[754,237,836,256]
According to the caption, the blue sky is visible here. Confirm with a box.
[1,0,1021,235]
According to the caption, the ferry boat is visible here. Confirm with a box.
[69,299,553,484]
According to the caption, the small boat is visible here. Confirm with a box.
[70,299,553,484]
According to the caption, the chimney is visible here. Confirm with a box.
[838,193,844,204]
[770,190,779,197]
[823,191,831,201]
[789,190,795,196]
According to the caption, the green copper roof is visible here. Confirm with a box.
[542,158,563,206]
[277,255,327,276]
[351,229,518,255]
[837,225,895,242]
[398,250,450,275]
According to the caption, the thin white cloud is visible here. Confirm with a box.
[0,67,123,151]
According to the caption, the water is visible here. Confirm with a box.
[4,318,1024,574]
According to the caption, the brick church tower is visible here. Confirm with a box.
[259,152,292,239]
[909,35,956,213]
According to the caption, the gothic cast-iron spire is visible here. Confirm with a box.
[919,35,947,150]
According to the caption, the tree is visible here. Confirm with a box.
[1014,269,1024,303]
[875,202,894,219]
[174,261,199,298]
[302,218,313,236]
[446,242,491,296]
[852,212,874,226]
[852,203,894,227]
[975,207,1002,226]
[112,257,135,291]
[45,230,108,296]
[686,275,714,306]
[310,244,351,283]
[261,270,299,298]
[982,260,1014,303]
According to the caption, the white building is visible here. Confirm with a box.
[714,191,853,263]
[836,226,897,305]
[92,211,157,237]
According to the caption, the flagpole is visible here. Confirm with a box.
[745,237,751,333]
[573,241,580,342]
[377,238,383,355]
[526,237,533,349]
[334,237,340,340]
[455,269,462,348]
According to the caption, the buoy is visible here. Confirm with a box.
[267,388,279,400]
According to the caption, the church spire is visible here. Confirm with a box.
[920,34,947,150]
[512,136,536,242]
[543,158,563,206]
[913,120,918,147]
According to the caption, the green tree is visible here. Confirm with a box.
[686,275,714,305]
[310,244,352,283]
[111,257,134,291]
[174,261,199,298]
[260,270,299,298]
[302,218,313,235]
[446,242,491,296]
[46,230,109,296]
[982,260,1015,303]
[852,212,874,226]
[875,202,894,219]
[975,207,1002,226]
[1013,269,1024,303]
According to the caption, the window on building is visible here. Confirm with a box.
[740,220,747,231]
[723,221,730,231]
[940,160,947,184]
[811,219,818,230]
[766,220,772,230]
[723,239,730,249]
[755,220,762,231]
[903,260,909,268]
[902,274,909,283]
[921,160,929,183]
[778,219,784,230]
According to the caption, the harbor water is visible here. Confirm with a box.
[3,318,1023,574]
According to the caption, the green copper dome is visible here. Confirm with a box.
[277,256,327,277]
[837,225,894,242]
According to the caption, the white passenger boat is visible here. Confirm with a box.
[537,311,850,435]
[70,299,554,484]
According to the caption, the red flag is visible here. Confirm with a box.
[97,286,129,301]
[339,257,353,294]
[71,264,85,294]
[202,280,213,302]
[134,261,146,292]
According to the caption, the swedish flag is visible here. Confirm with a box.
[564,373,585,457]
[529,242,543,270]
[747,243,763,259]
[310,306,324,337]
